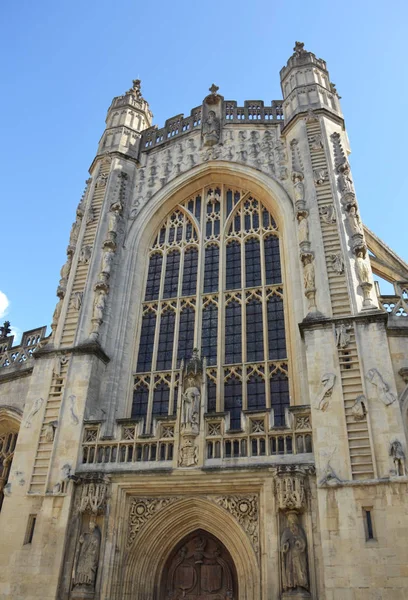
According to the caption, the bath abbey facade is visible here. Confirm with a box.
[1,42,408,600]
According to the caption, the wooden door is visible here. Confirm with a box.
[160,530,237,599]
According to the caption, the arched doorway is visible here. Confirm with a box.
[160,529,238,599]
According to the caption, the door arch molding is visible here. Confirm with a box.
[122,496,260,600]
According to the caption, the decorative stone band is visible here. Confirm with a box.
[274,465,315,512]
[76,473,110,515]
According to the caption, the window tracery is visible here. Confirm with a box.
[132,186,289,432]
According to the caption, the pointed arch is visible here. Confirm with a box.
[122,497,259,600]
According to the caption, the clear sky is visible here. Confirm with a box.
[1,0,407,342]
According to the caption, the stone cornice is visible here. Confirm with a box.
[34,340,110,365]
[89,151,139,174]
[281,107,345,135]
[298,310,387,335]
[0,363,34,384]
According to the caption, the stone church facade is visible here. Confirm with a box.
[0,42,408,599]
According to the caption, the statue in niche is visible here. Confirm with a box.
[202,110,220,147]
[302,254,315,292]
[92,290,106,326]
[101,248,115,278]
[72,519,101,593]
[297,211,309,246]
[355,250,370,285]
[390,441,406,476]
[335,323,351,348]
[108,200,123,236]
[281,512,309,594]
[181,375,201,433]
[347,205,363,237]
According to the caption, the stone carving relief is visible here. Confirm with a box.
[330,252,344,274]
[313,168,327,185]
[297,210,310,252]
[319,204,336,224]
[318,460,342,486]
[90,287,108,340]
[53,463,71,494]
[78,475,110,515]
[95,171,108,188]
[276,470,307,512]
[178,349,203,467]
[79,245,93,264]
[281,512,310,597]
[72,291,83,311]
[213,495,259,554]
[335,323,351,348]
[69,394,79,425]
[390,441,406,476]
[54,355,69,376]
[315,373,336,411]
[59,250,73,294]
[24,397,44,428]
[127,497,181,548]
[355,250,374,308]
[366,369,397,406]
[69,216,82,249]
[275,138,288,180]
[310,133,323,151]
[351,395,366,421]
[44,420,58,442]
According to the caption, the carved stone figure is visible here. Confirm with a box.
[281,512,309,595]
[72,520,101,593]
[337,161,354,194]
[313,168,327,185]
[92,290,106,323]
[301,254,315,292]
[315,373,336,411]
[53,355,69,376]
[292,171,305,207]
[297,212,309,247]
[310,133,323,151]
[101,249,115,278]
[72,291,83,311]
[390,441,406,476]
[59,253,73,289]
[86,206,95,225]
[347,205,363,237]
[181,376,201,433]
[69,394,79,425]
[24,397,44,428]
[366,368,397,406]
[351,395,366,421]
[79,245,92,264]
[276,472,306,512]
[318,461,342,486]
[331,252,344,274]
[202,110,220,146]
[69,217,82,247]
[335,323,351,348]
[95,172,108,187]
[355,250,374,308]
[44,421,57,443]
[51,296,64,336]
[319,205,336,224]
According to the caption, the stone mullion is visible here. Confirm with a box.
[217,185,226,413]
[260,225,271,410]
[194,186,206,355]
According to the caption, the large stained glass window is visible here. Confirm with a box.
[132,186,289,431]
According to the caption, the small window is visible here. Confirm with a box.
[24,514,37,545]
[362,507,376,541]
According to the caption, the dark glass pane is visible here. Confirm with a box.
[206,221,212,238]
[226,190,233,216]
[245,238,262,288]
[201,303,218,365]
[270,371,289,426]
[156,311,175,370]
[131,383,149,419]
[226,241,241,290]
[163,250,180,298]
[195,195,201,221]
[152,382,169,416]
[207,377,217,412]
[182,247,198,296]
[203,245,219,293]
[224,375,242,430]
[136,311,156,372]
[177,307,195,365]
[247,374,266,410]
[246,300,264,362]
[264,235,281,284]
[144,253,163,301]
[225,301,242,364]
[267,295,287,360]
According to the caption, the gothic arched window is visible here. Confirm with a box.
[132,187,289,431]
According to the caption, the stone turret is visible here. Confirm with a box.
[97,79,153,157]
[280,41,342,124]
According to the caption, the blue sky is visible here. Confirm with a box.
[1,0,407,342]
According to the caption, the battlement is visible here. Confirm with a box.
[0,326,47,369]
[141,99,284,151]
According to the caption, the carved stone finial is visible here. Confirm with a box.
[127,78,143,100]
[185,348,203,378]
[293,41,307,57]
[276,468,307,512]
[0,321,11,339]
[209,83,219,95]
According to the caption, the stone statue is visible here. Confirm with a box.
[101,249,115,277]
[297,212,309,246]
[355,250,370,284]
[319,205,336,224]
[51,297,64,332]
[292,171,305,205]
[338,162,354,194]
[59,253,73,286]
[347,205,363,237]
[330,252,344,274]
[390,441,406,476]
[92,290,106,323]
[281,512,309,594]
[79,245,92,264]
[202,110,220,146]
[69,217,82,248]
[73,520,101,592]
[302,256,315,292]
[335,323,351,348]
[181,376,201,432]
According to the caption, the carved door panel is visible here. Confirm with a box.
[160,530,237,599]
